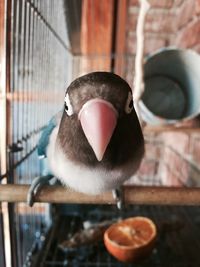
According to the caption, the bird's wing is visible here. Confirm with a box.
[28,112,62,205]
[37,111,62,158]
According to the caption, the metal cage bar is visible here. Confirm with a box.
[0,0,12,266]
[0,206,5,267]
[1,0,73,266]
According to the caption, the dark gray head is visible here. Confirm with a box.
[64,72,134,117]
[57,72,144,168]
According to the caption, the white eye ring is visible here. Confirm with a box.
[64,93,74,116]
[125,91,134,114]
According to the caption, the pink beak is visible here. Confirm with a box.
[78,98,118,161]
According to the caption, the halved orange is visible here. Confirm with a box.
[104,216,157,263]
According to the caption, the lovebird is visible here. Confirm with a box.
[28,72,144,207]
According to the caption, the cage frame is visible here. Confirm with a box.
[1,1,200,267]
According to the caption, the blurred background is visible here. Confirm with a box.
[0,0,200,266]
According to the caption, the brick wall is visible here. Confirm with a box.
[175,0,200,51]
[125,0,176,85]
[127,136,162,186]
[126,0,200,187]
[126,0,200,56]
[131,131,200,188]
[158,1,200,187]
[157,132,200,187]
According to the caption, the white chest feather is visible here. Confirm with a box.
[46,126,134,194]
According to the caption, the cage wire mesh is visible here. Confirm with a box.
[6,0,74,266]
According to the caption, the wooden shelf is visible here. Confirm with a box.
[143,117,200,133]
[144,125,200,133]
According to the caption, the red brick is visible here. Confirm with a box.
[173,158,190,185]
[127,13,137,32]
[162,146,174,164]
[191,138,200,166]
[144,36,169,54]
[145,143,161,160]
[191,133,200,139]
[188,166,200,186]
[138,160,157,176]
[158,162,169,184]
[126,32,167,54]
[160,132,190,154]
[179,160,190,184]
[176,118,200,128]
[146,12,175,33]
[176,0,196,29]
[129,0,174,9]
[166,151,180,174]
[160,146,190,185]
[173,0,185,7]
[129,0,139,6]
[176,20,200,48]
[124,57,134,86]
[167,170,184,186]
[196,0,200,15]
[126,32,135,54]
[127,11,175,33]
[192,43,200,53]
[150,0,174,9]
[159,159,184,186]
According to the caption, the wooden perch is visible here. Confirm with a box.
[0,184,200,206]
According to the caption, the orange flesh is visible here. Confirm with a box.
[107,219,155,247]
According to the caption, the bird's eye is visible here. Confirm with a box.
[64,93,74,116]
[125,91,134,114]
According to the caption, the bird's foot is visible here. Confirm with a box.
[112,187,124,210]
[27,175,54,207]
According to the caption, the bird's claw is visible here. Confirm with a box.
[27,175,53,207]
[112,187,124,210]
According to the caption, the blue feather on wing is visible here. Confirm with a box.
[37,115,58,176]
[38,116,57,158]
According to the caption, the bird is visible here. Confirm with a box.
[27,71,145,207]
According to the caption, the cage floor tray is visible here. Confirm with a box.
[35,205,200,267]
